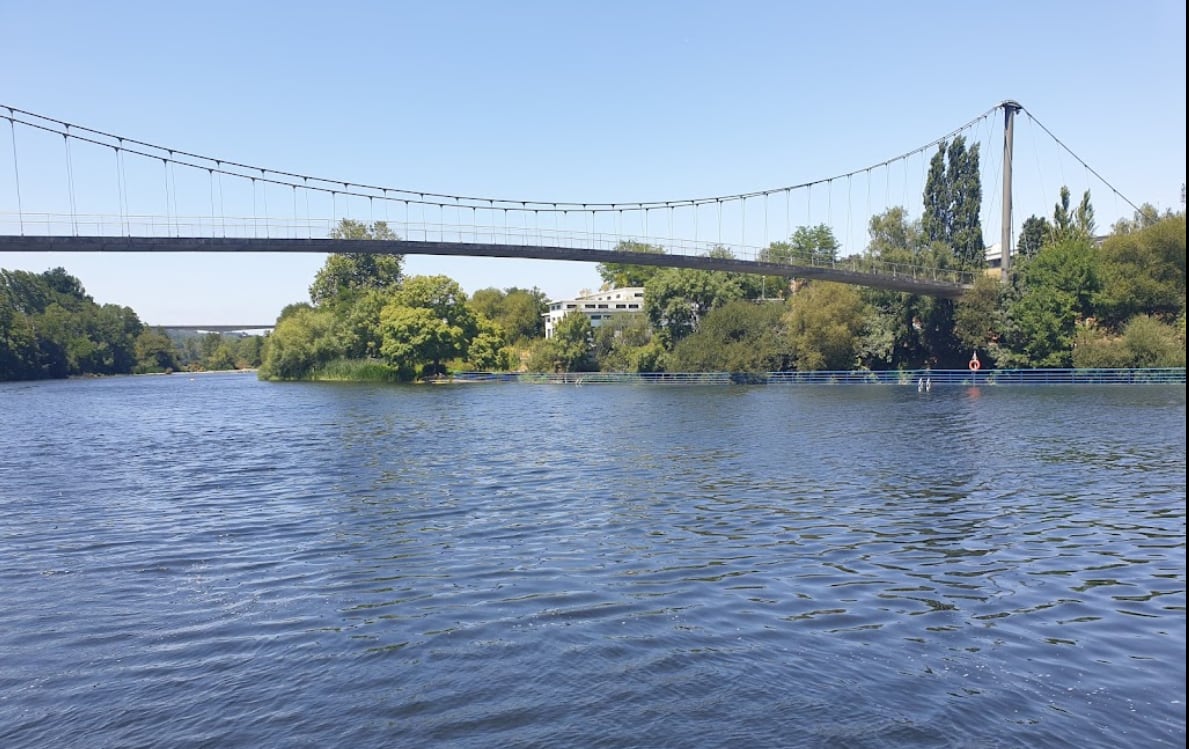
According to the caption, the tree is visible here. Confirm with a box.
[259,307,341,380]
[922,136,984,267]
[379,275,477,377]
[308,219,403,306]
[1047,186,1096,243]
[1095,214,1185,327]
[529,311,594,372]
[953,274,1005,357]
[1074,316,1186,368]
[865,207,923,260]
[858,209,961,368]
[469,286,548,342]
[644,250,755,348]
[1111,203,1165,235]
[785,282,869,371]
[465,316,513,371]
[1001,237,1100,367]
[670,300,789,373]
[592,314,661,372]
[597,241,666,289]
[761,224,840,265]
[1016,215,1050,258]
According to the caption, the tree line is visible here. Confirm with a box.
[3,136,1184,382]
[0,268,265,381]
[257,137,1184,380]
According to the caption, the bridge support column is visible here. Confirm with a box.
[1000,100,1021,283]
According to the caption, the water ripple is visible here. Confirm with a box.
[0,376,1183,748]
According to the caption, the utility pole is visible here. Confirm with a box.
[1000,100,1022,282]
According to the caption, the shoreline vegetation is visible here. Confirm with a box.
[4,180,1186,385]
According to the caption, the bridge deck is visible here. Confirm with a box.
[0,235,972,298]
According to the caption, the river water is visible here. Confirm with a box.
[1,374,1184,748]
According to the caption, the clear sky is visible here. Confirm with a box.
[1,0,1184,326]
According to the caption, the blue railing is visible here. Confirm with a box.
[511,368,1186,385]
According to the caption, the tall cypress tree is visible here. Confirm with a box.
[922,135,984,268]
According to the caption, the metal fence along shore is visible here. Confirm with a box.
[461,368,1188,386]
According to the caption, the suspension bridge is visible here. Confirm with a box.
[0,100,1138,324]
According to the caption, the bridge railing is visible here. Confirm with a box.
[0,211,976,287]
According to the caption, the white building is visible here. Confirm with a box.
[544,287,645,338]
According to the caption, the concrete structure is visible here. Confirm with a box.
[544,287,645,338]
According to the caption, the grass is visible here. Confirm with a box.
[308,358,404,382]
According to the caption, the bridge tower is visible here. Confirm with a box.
[1000,100,1022,282]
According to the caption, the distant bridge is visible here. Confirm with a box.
[153,323,274,333]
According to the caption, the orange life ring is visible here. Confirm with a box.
[969,358,981,372]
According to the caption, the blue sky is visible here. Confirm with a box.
[1,0,1185,325]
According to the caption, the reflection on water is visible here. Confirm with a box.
[1,375,1184,748]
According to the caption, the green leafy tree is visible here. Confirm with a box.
[1001,237,1100,367]
[857,209,961,368]
[1095,214,1185,327]
[234,335,266,369]
[644,250,755,348]
[761,224,840,265]
[529,311,594,372]
[597,241,666,289]
[922,136,983,268]
[259,306,341,379]
[670,300,789,373]
[336,288,389,359]
[0,284,39,380]
[1073,316,1186,368]
[866,207,924,260]
[953,273,1005,358]
[133,328,178,373]
[469,286,548,342]
[0,267,151,380]
[592,314,661,372]
[1016,215,1050,258]
[1047,186,1096,244]
[464,315,513,371]
[785,282,869,371]
[1111,203,1165,235]
[309,220,403,306]
[379,275,477,377]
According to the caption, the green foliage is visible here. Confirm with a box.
[1016,215,1050,258]
[644,258,754,348]
[1111,203,1166,235]
[592,314,657,372]
[1073,316,1186,368]
[528,311,594,372]
[785,282,869,371]
[309,220,403,307]
[336,288,389,359]
[1095,214,1186,327]
[468,286,547,343]
[761,224,840,265]
[133,328,178,373]
[258,307,342,380]
[0,268,146,380]
[922,136,983,268]
[953,274,1004,355]
[1001,237,1100,367]
[464,316,513,371]
[308,358,401,382]
[597,241,666,289]
[379,275,477,377]
[1048,186,1096,244]
[670,300,788,373]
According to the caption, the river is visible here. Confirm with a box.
[1,373,1184,748]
